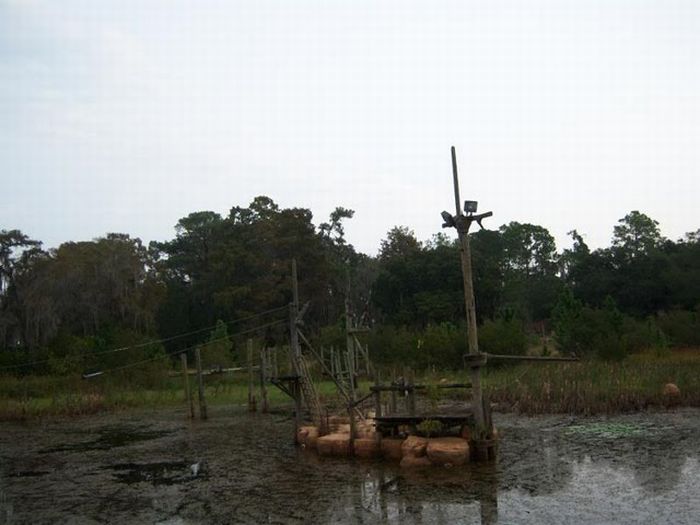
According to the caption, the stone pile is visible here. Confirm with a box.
[297,421,478,467]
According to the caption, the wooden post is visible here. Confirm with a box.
[289,260,303,436]
[247,338,256,412]
[330,346,335,377]
[451,146,486,436]
[293,380,302,444]
[345,295,356,393]
[373,372,383,445]
[260,348,269,413]
[407,369,416,417]
[345,352,357,447]
[290,259,300,362]
[180,353,195,419]
[390,367,397,414]
[373,370,382,418]
[195,347,207,420]
[365,343,370,375]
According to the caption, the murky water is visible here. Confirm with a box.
[1,407,698,524]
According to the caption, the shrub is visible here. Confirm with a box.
[656,309,700,347]
[478,317,527,356]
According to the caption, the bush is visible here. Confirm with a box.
[622,317,669,355]
[417,323,464,369]
[478,318,527,356]
[656,309,700,347]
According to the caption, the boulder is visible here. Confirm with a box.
[353,438,380,459]
[297,426,318,448]
[381,438,404,461]
[400,455,432,468]
[327,415,350,431]
[335,423,351,435]
[663,383,680,398]
[426,438,470,466]
[401,436,429,458]
[304,427,320,449]
[296,426,310,445]
[663,383,681,406]
[317,433,351,457]
[356,421,378,439]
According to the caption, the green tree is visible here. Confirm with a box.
[200,320,234,369]
[612,211,663,259]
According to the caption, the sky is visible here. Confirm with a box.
[1,0,699,256]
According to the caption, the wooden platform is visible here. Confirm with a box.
[374,413,474,435]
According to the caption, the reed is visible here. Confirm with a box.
[1,349,697,420]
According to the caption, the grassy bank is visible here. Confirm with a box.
[481,348,700,415]
[1,349,698,421]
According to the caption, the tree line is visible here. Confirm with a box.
[1,197,698,373]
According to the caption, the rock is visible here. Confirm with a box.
[663,383,680,398]
[296,426,309,445]
[426,438,470,466]
[335,423,351,435]
[305,427,320,449]
[401,436,429,458]
[400,455,432,468]
[317,433,351,457]
[381,438,404,461]
[353,438,380,459]
[296,426,320,449]
[663,383,681,406]
[356,422,378,439]
[327,415,350,431]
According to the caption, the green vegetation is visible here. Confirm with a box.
[1,349,697,421]
[1,200,699,419]
[481,349,700,415]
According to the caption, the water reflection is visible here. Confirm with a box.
[2,409,699,524]
[298,412,699,524]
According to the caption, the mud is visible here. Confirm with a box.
[1,407,699,524]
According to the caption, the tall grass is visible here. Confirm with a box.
[480,349,700,415]
[1,349,698,420]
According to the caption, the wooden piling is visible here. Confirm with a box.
[373,370,382,418]
[260,348,269,413]
[247,338,256,412]
[450,146,487,436]
[293,380,302,444]
[407,372,416,416]
[373,370,383,445]
[195,347,207,420]
[390,367,397,414]
[180,353,195,419]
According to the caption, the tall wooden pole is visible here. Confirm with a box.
[260,348,269,413]
[247,338,256,412]
[181,353,195,419]
[289,259,302,436]
[451,146,486,436]
[195,347,208,420]
[290,259,300,362]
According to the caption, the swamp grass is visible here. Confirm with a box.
[1,349,698,420]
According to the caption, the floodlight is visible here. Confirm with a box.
[464,201,478,214]
[441,211,455,228]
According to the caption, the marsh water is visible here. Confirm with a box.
[1,407,698,524]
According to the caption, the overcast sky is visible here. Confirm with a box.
[1,0,699,255]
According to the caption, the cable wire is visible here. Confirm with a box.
[96,318,287,375]
[0,305,288,371]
